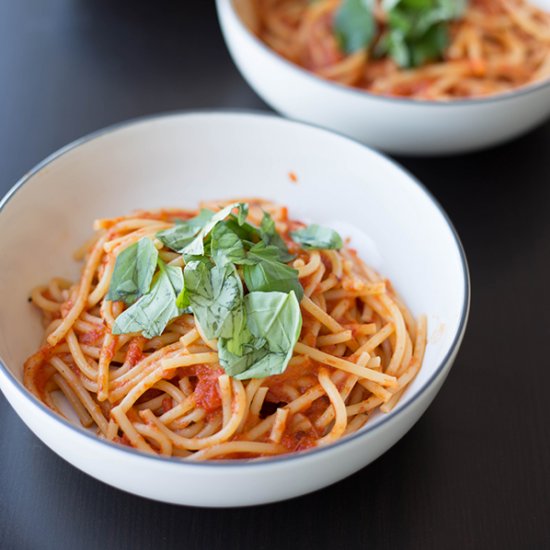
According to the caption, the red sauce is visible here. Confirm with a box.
[80,327,105,345]
[125,336,145,367]
[281,430,318,452]
[265,360,319,404]
[193,365,223,413]
[288,172,298,184]
[162,397,173,414]
[26,345,56,396]
[307,395,331,424]
[119,434,132,447]
[391,79,434,98]
[101,336,117,363]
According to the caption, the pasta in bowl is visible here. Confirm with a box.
[248,0,550,100]
[24,200,427,461]
[0,112,468,505]
[217,0,550,154]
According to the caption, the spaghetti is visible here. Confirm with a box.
[252,0,550,100]
[24,199,426,460]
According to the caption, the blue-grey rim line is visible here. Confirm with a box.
[218,0,550,107]
[0,109,471,468]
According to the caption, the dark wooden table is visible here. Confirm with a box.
[1,1,549,548]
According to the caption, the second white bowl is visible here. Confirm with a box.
[217,0,550,155]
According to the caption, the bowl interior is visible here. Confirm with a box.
[0,112,467,432]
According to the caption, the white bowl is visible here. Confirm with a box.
[216,0,550,155]
[0,112,469,506]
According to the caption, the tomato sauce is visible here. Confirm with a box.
[264,359,318,403]
[101,336,117,363]
[79,327,105,345]
[281,430,318,452]
[125,336,145,367]
[162,397,174,414]
[192,365,223,413]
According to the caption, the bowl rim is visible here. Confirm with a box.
[216,0,550,108]
[0,109,470,469]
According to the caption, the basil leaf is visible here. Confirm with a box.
[211,222,247,267]
[375,27,410,66]
[410,23,449,67]
[106,238,158,305]
[246,291,302,353]
[378,0,466,68]
[290,224,343,250]
[243,243,303,300]
[236,203,249,226]
[247,242,285,262]
[219,341,286,379]
[334,0,376,54]
[175,284,190,311]
[225,216,261,242]
[183,203,240,257]
[218,291,302,380]
[260,211,293,262]
[157,209,214,253]
[112,262,183,338]
[183,261,245,342]
[398,0,432,9]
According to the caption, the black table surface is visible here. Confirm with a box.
[1,1,550,549]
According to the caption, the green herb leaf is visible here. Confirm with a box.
[410,23,449,67]
[246,291,302,353]
[219,341,285,379]
[243,242,304,300]
[156,209,214,253]
[211,222,247,267]
[183,261,245,342]
[183,203,241,257]
[112,261,184,338]
[377,0,466,68]
[236,203,249,226]
[219,291,302,379]
[290,224,343,250]
[334,0,376,54]
[106,238,158,305]
[260,211,293,262]
[225,216,261,242]
[175,285,190,311]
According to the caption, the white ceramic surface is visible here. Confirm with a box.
[0,112,469,506]
[217,0,550,156]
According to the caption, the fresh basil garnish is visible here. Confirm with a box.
[290,224,343,250]
[210,222,248,267]
[157,209,214,253]
[183,203,244,257]
[112,260,184,338]
[183,261,246,346]
[259,212,294,262]
[105,238,158,305]
[158,203,248,256]
[236,203,249,226]
[334,0,376,54]
[225,217,260,243]
[218,291,302,380]
[243,242,304,300]
[377,0,466,68]
[106,201,323,380]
